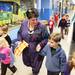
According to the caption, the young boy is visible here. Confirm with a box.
[58,14,67,39]
[65,14,70,35]
[37,32,67,75]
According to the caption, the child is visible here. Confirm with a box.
[0,28,17,75]
[1,25,12,47]
[48,16,54,34]
[54,12,59,27]
[37,32,67,75]
[65,52,75,75]
[65,14,70,35]
[2,25,17,53]
[58,14,67,39]
[1,25,15,63]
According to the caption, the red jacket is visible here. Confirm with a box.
[48,20,54,29]
[54,14,59,22]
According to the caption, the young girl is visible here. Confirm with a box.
[1,25,12,47]
[65,52,75,75]
[0,27,17,75]
[48,16,54,34]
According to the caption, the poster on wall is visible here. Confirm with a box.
[0,2,12,12]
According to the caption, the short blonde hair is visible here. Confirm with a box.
[0,37,9,47]
[68,52,75,67]
[69,52,75,60]
[49,32,62,42]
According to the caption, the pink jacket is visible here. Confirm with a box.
[0,47,11,64]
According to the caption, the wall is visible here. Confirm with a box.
[36,0,52,20]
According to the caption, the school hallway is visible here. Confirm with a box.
[5,19,74,75]
[0,10,74,75]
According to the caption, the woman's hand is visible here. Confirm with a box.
[36,44,41,52]
[15,41,22,46]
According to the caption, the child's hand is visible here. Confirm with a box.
[0,53,6,60]
[36,44,41,52]
[10,63,14,67]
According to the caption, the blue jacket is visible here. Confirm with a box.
[40,43,67,72]
[59,19,67,28]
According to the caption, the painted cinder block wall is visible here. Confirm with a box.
[36,0,52,20]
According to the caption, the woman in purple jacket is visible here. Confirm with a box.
[17,8,49,75]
